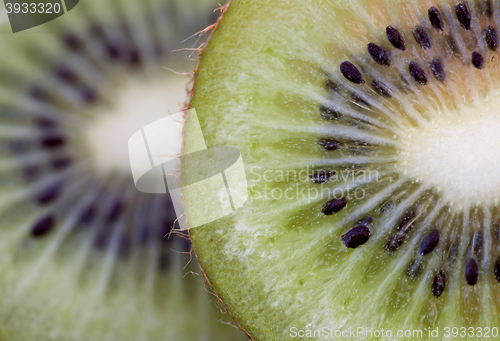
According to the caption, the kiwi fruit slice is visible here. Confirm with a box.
[0,0,247,340]
[186,0,500,339]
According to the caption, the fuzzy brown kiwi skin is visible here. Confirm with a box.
[187,3,230,99]
[193,254,253,340]
[184,1,253,340]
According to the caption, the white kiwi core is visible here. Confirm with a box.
[84,75,188,174]
[399,94,500,208]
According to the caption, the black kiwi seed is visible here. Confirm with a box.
[320,105,342,120]
[485,26,498,51]
[465,258,479,285]
[36,183,62,205]
[367,43,390,66]
[78,205,97,226]
[31,214,55,237]
[386,26,406,50]
[319,139,342,151]
[494,258,500,283]
[322,197,348,215]
[408,62,427,85]
[310,170,334,184]
[62,32,83,51]
[432,270,446,297]
[341,224,371,248]
[128,49,142,67]
[429,59,445,82]
[106,198,125,223]
[358,216,374,225]
[55,65,78,84]
[106,44,122,61]
[386,233,407,252]
[340,61,365,84]
[428,7,444,31]
[472,51,484,69]
[412,25,432,49]
[371,80,391,97]
[419,229,440,256]
[455,3,471,30]
[79,86,99,104]
[325,79,340,92]
[446,35,459,53]
[90,24,121,60]
[40,134,66,149]
[35,117,58,130]
[350,93,370,107]
[398,210,416,231]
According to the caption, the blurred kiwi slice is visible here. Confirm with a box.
[0,0,248,340]
[186,0,500,339]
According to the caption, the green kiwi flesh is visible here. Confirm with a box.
[186,0,500,340]
[0,0,247,340]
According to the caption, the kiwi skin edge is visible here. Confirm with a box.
[185,1,254,339]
